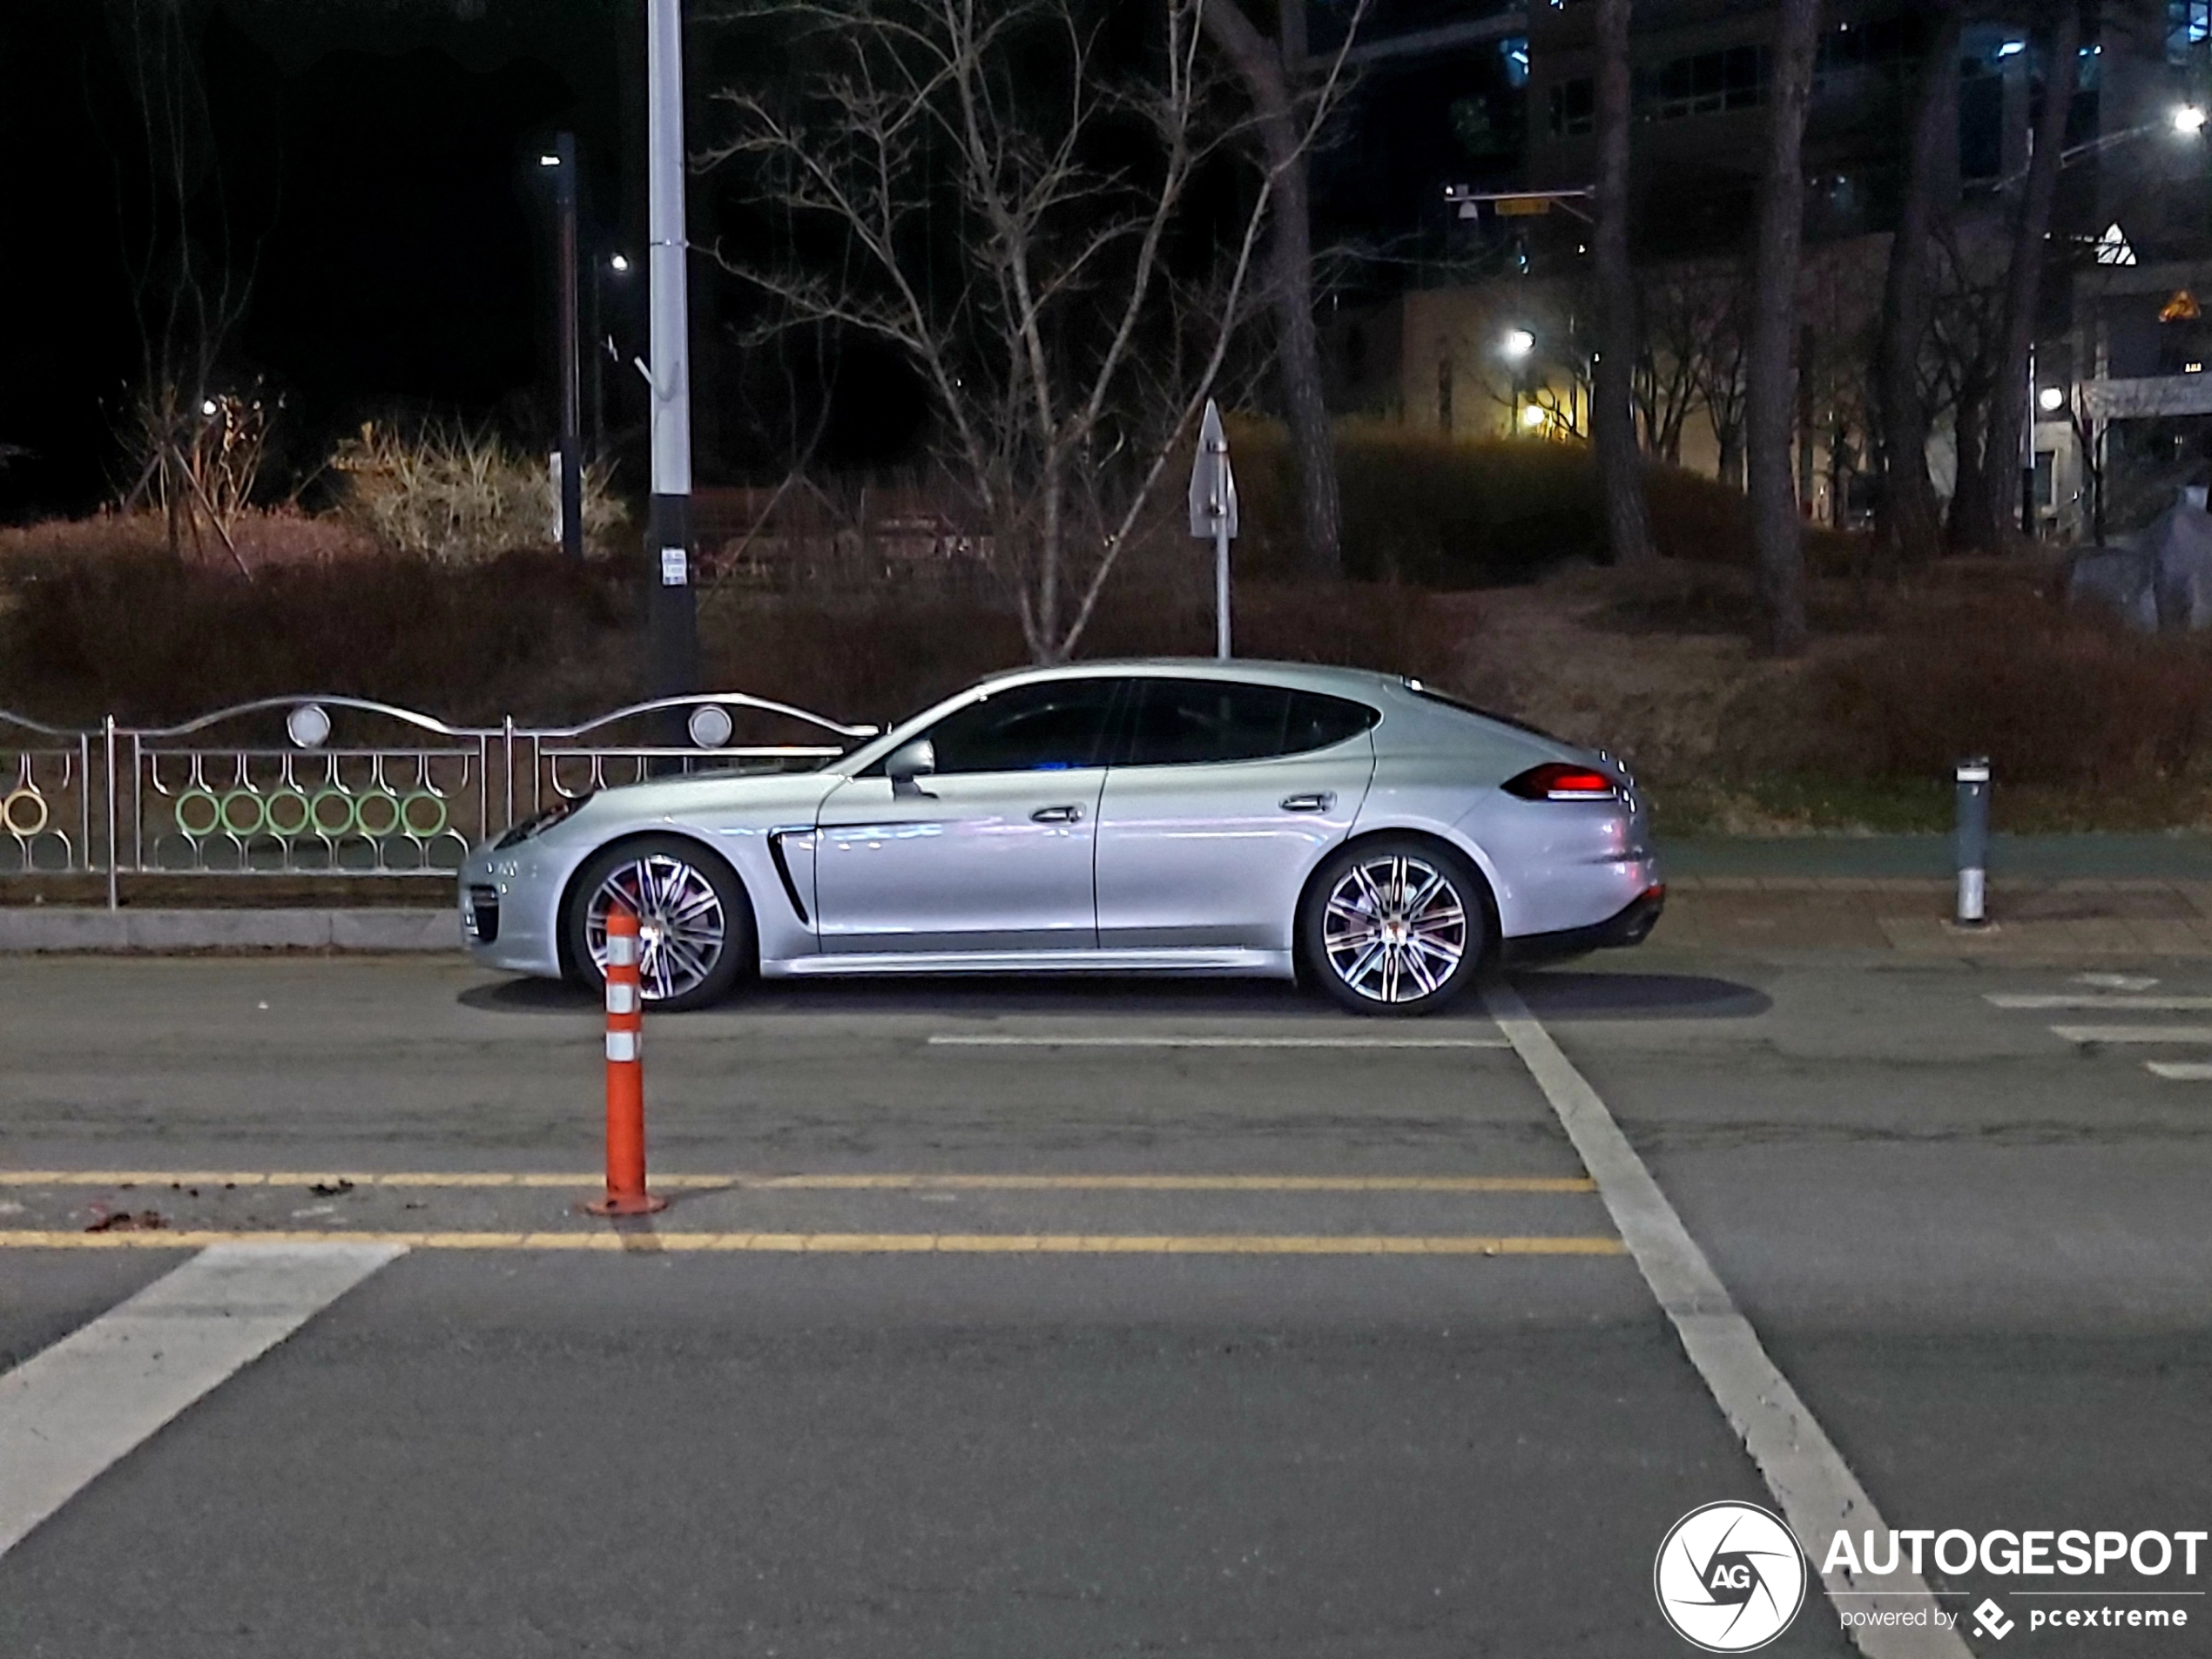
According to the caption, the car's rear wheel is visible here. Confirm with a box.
[1299,837,1487,1016]
[563,835,752,1012]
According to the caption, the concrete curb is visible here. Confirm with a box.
[0,910,458,953]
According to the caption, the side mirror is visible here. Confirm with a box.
[886,738,937,798]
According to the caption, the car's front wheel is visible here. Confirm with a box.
[1299,837,1488,1016]
[563,835,753,1012]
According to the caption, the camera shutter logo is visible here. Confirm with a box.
[1654,1501,1809,1652]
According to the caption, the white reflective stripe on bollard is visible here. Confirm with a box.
[605,934,639,967]
[606,1031,640,1062]
[605,982,639,1015]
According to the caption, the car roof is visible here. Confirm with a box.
[968,658,1410,698]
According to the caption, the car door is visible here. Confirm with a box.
[1093,678,1378,951]
[812,676,1126,954]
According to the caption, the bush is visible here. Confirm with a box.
[1224,415,1856,585]
[1787,574,2212,792]
[329,423,628,563]
[2,550,637,725]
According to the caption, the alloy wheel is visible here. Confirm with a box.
[585,853,728,1003]
[1321,853,1469,1005]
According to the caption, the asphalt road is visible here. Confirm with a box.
[1,945,2208,1656]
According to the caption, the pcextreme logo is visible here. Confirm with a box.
[1654,1501,1810,1652]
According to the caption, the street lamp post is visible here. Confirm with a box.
[547,133,583,561]
[645,0,698,708]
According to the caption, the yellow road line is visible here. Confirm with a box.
[0,1171,1595,1194]
[0,1230,1626,1256]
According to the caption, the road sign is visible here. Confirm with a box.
[1188,400,1238,539]
[1187,400,1238,659]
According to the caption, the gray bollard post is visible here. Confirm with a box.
[1954,756,1991,927]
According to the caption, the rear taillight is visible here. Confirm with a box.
[1502,762,1620,802]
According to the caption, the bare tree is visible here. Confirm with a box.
[98,0,268,571]
[1745,0,1823,656]
[1683,266,1751,487]
[1201,0,1343,579]
[1638,262,1743,468]
[703,0,1364,663]
[1979,0,2082,544]
[1873,0,1961,565]
[1591,0,1655,564]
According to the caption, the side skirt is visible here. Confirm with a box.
[762,948,1298,981]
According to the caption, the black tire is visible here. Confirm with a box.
[563,834,754,1013]
[1297,835,1490,1017]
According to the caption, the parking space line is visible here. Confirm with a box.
[927,1034,1511,1049]
[0,1170,1593,1193]
[1485,984,1966,1659]
[0,1242,401,1561]
[0,1231,1622,1255]
[2050,1024,2212,1044]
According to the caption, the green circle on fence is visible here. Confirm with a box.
[175,789,222,838]
[219,791,266,836]
[264,790,314,838]
[2,788,48,838]
[400,792,448,838]
[308,789,356,836]
[354,792,402,838]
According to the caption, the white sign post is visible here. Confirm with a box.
[1187,399,1239,660]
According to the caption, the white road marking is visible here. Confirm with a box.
[928,1034,1510,1049]
[2144,1062,2212,1080]
[1485,985,1966,1659]
[0,1242,401,1560]
[2074,973,2160,991]
[1987,994,2212,1011]
[2050,1025,2212,1044]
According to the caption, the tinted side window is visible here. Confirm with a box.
[1123,680,1291,765]
[1285,691,1381,755]
[921,678,1119,774]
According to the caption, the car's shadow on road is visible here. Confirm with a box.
[459,967,1768,1022]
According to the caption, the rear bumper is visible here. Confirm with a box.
[1501,884,1665,966]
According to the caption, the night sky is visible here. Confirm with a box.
[0,0,634,522]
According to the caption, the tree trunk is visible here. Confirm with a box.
[1979,0,2081,546]
[1745,0,1823,656]
[1949,382,1990,547]
[1203,0,1343,580]
[1593,0,1656,566]
[1873,1,1961,566]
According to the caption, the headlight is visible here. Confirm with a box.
[494,794,593,849]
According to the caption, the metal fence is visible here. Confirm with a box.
[0,693,876,906]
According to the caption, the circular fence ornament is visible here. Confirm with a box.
[287,703,333,749]
[2,788,49,838]
[687,705,734,750]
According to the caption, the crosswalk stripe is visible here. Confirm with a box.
[1987,995,2212,1011]
[0,1243,400,1560]
[2050,1025,2212,1044]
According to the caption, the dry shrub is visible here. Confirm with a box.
[1224,413,1851,584]
[0,509,381,573]
[330,423,628,563]
[704,581,1460,729]
[1794,577,2212,790]
[3,550,636,725]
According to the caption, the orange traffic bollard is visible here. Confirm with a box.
[584,904,667,1217]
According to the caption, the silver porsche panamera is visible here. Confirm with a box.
[460,660,1663,1015]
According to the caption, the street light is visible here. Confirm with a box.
[1502,327,1535,359]
[1520,403,1548,430]
[2038,386,2066,413]
[2175,104,2208,136]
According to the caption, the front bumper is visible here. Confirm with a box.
[458,843,572,977]
[1501,883,1666,966]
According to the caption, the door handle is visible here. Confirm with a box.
[1030,804,1084,824]
[1279,792,1335,813]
